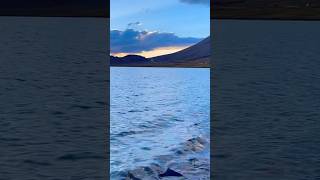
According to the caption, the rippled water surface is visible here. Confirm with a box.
[0,17,107,179]
[212,20,320,180]
[110,67,210,179]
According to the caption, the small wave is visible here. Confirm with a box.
[23,160,52,166]
[212,153,231,159]
[15,78,26,82]
[95,101,105,105]
[57,152,104,161]
[51,111,65,115]
[114,130,142,137]
[70,105,93,110]
[17,110,35,115]
[172,136,208,156]
[184,137,207,152]
[128,109,144,113]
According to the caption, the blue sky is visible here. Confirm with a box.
[111,0,210,57]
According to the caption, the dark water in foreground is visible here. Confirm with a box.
[0,17,108,179]
[212,20,320,180]
[110,67,210,179]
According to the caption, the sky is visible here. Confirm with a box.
[110,0,210,58]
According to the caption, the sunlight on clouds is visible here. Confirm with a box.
[111,46,189,58]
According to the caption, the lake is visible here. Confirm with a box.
[110,67,210,179]
[0,17,108,179]
[212,20,320,180]
[2,16,319,180]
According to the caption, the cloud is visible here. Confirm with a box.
[180,0,210,6]
[110,29,202,54]
[127,22,142,29]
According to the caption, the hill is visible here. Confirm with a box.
[110,37,210,67]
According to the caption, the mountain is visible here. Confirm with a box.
[212,0,320,20]
[110,37,210,67]
[151,37,210,66]
[111,55,150,66]
[0,0,108,17]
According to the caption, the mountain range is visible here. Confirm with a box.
[110,37,210,67]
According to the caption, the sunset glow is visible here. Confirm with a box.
[111,45,189,58]
[110,0,209,57]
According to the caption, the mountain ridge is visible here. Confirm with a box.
[110,37,210,67]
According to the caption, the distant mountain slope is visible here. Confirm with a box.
[0,0,107,17]
[110,37,210,67]
[111,55,149,66]
[151,37,210,63]
[213,0,320,19]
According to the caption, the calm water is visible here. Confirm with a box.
[0,17,108,179]
[212,20,320,180]
[110,67,210,179]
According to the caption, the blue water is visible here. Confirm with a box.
[212,20,320,180]
[110,67,210,178]
[0,17,108,179]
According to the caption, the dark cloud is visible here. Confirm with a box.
[127,22,142,29]
[180,0,210,5]
[110,29,202,53]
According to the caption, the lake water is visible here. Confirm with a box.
[2,16,319,180]
[212,20,320,180]
[0,17,108,179]
[110,67,210,179]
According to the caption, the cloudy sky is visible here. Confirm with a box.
[111,0,210,57]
